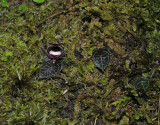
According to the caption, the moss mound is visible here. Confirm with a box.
[0,0,159,124]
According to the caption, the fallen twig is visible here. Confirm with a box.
[36,6,76,27]
[36,11,63,27]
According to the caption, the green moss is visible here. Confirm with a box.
[0,0,159,124]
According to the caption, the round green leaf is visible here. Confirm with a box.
[5,52,13,57]
[1,0,9,7]
[1,56,8,61]
[19,5,27,12]
[33,0,45,4]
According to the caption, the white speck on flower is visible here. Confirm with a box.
[49,50,61,56]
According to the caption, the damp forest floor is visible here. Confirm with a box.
[0,0,160,125]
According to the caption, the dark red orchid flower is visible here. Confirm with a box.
[47,43,64,64]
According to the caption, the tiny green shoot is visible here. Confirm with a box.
[111,97,131,106]
[19,5,27,12]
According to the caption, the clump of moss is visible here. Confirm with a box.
[0,0,159,124]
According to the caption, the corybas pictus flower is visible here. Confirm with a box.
[47,43,64,64]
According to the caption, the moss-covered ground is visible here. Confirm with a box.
[0,0,160,124]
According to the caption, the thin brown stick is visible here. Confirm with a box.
[36,6,76,27]
[36,11,63,27]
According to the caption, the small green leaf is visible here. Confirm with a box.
[88,46,96,56]
[19,5,27,12]
[5,52,13,57]
[111,97,131,106]
[134,111,143,120]
[132,23,137,31]
[1,56,8,61]
[1,0,9,7]
[33,0,45,4]
[125,60,131,71]
[111,101,121,106]
[142,73,149,77]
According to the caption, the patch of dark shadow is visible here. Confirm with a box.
[81,25,88,32]
[51,77,67,87]
[47,101,58,108]
[26,121,35,125]
[91,11,102,18]
[128,69,143,78]
[137,16,154,32]
[55,106,74,118]
[67,83,85,93]
[86,0,92,2]
[106,48,119,58]
[74,50,83,59]
[100,20,110,27]
[129,63,143,76]
[10,77,31,98]
[130,62,138,69]
[82,17,91,23]
[122,32,141,52]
